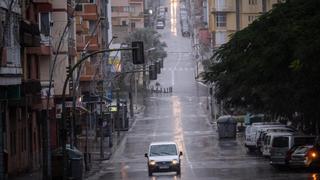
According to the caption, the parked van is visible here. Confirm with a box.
[270,135,315,167]
[262,132,294,158]
[256,126,296,152]
[245,122,283,151]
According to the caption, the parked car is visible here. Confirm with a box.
[181,24,190,37]
[287,145,320,169]
[270,135,315,167]
[156,21,165,29]
[145,142,183,176]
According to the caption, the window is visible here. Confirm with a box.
[39,12,50,36]
[215,31,227,45]
[75,4,83,11]
[131,22,136,29]
[111,7,117,12]
[249,0,257,5]
[248,16,254,22]
[123,6,129,12]
[129,7,135,13]
[89,20,96,34]
[216,13,226,27]
[216,0,226,10]
[27,55,32,79]
[35,56,39,79]
[272,137,289,148]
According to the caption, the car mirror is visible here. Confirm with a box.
[179,151,183,156]
[144,153,148,158]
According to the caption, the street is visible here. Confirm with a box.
[87,0,316,179]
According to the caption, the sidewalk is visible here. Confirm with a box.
[83,103,144,178]
[10,103,145,180]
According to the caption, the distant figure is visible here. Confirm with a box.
[155,82,160,87]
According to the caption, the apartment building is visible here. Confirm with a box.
[208,0,283,48]
[111,0,144,43]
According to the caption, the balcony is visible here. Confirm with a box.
[76,21,89,34]
[129,0,143,3]
[211,5,235,13]
[20,21,41,47]
[1,47,21,67]
[26,45,51,56]
[32,0,52,4]
[85,35,99,51]
[33,0,53,12]
[75,4,98,20]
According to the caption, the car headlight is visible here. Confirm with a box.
[149,160,156,165]
[172,159,179,165]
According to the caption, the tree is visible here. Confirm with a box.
[203,0,320,133]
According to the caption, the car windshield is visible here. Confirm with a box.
[150,144,177,156]
[273,136,289,148]
[293,146,310,154]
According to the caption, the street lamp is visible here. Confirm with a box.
[60,46,141,180]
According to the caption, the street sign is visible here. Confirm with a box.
[109,106,117,112]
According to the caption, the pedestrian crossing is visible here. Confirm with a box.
[162,67,195,71]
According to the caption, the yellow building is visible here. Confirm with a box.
[208,0,284,48]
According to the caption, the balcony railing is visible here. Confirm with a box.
[129,0,143,3]
[32,0,52,4]
[212,5,235,12]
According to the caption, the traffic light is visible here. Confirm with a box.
[149,64,157,80]
[66,65,73,91]
[155,61,161,74]
[66,65,72,77]
[132,41,145,64]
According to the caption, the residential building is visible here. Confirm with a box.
[208,0,283,48]
[75,0,112,159]
[111,0,144,43]
[0,0,24,176]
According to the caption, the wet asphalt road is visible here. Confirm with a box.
[90,0,317,179]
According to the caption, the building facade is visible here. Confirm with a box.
[208,0,283,48]
[111,0,144,43]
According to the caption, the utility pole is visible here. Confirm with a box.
[0,102,4,180]
[116,88,120,137]
[99,95,104,159]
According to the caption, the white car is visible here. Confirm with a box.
[145,142,182,176]
[156,21,165,29]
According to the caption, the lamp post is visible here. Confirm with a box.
[143,47,156,90]
[60,47,137,180]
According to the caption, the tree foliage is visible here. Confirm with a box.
[203,0,320,122]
